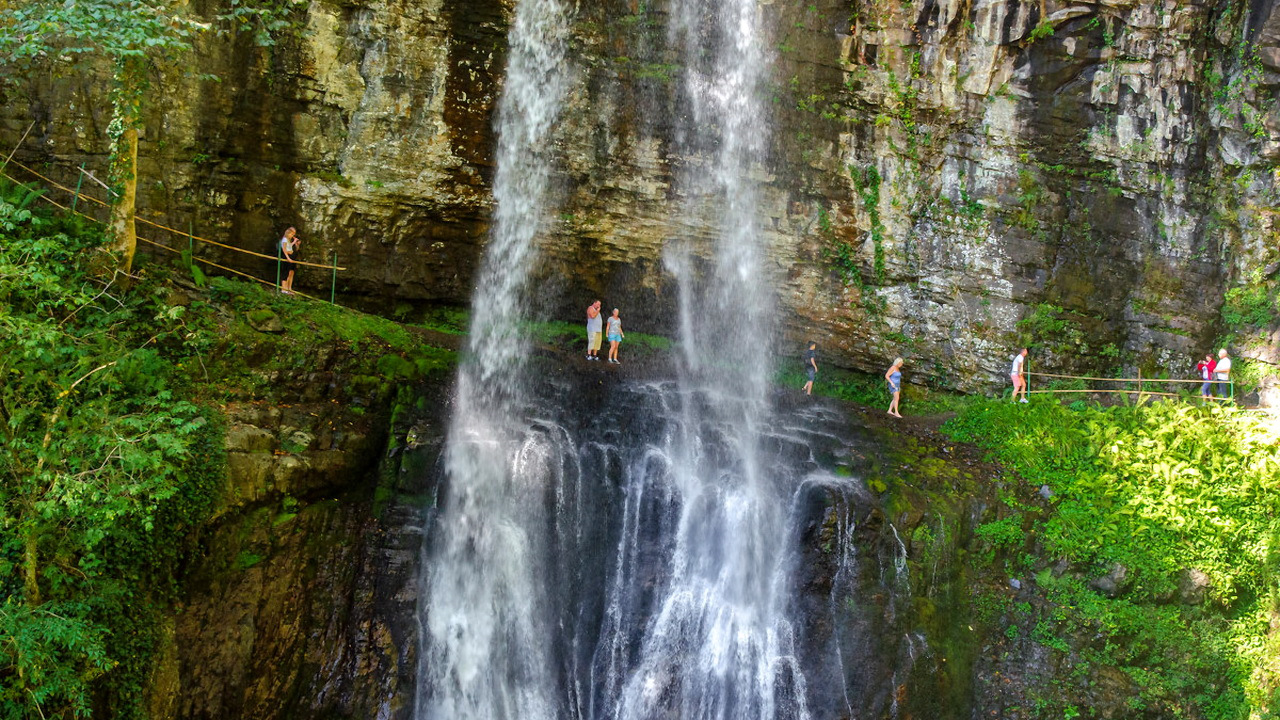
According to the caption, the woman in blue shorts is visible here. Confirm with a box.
[606,308,625,364]
[885,357,904,418]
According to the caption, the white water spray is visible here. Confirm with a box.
[415,1,572,718]
[606,0,803,718]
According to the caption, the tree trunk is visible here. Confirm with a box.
[109,125,138,272]
[24,524,40,606]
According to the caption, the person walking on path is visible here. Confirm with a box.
[586,300,603,360]
[1215,348,1233,400]
[885,357,904,418]
[279,227,301,295]
[1196,353,1217,400]
[606,308,625,364]
[1010,348,1028,403]
[802,342,818,395]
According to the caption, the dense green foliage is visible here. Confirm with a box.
[0,183,460,718]
[0,182,224,718]
[946,398,1280,717]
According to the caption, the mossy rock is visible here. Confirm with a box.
[376,354,417,379]
[246,308,285,334]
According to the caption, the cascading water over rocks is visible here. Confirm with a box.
[416,1,868,718]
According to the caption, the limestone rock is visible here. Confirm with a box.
[5,0,1279,400]
[1179,568,1211,605]
[1090,562,1130,598]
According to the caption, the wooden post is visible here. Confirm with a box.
[276,242,282,291]
[330,251,338,304]
[71,163,85,213]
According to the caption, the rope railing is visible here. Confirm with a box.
[1025,368,1234,403]
[3,158,345,271]
[0,168,331,303]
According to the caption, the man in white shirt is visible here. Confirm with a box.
[1215,348,1232,400]
[586,300,603,360]
[1010,348,1028,403]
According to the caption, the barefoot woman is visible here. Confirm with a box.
[885,357,904,418]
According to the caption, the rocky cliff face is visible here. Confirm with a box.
[4,0,1278,396]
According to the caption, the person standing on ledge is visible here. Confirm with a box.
[586,300,603,361]
[1010,348,1029,403]
[279,227,301,295]
[1196,353,1217,401]
[885,357,904,418]
[802,341,818,395]
[606,308,625,364]
[1215,348,1233,400]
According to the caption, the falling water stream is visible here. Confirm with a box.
[415,1,861,718]
[415,0,572,717]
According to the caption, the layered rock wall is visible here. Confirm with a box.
[4,0,1278,395]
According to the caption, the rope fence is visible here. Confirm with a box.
[1,159,345,301]
[1025,364,1234,403]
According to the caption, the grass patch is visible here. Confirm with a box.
[777,361,971,415]
[193,276,457,396]
[419,306,469,335]
[527,319,673,357]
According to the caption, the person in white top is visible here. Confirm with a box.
[1215,348,1232,400]
[1010,348,1029,403]
[279,227,301,295]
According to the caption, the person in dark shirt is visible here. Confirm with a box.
[803,342,818,395]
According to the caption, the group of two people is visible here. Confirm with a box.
[805,345,1033,418]
[1196,349,1234,399]
[586,301,625,363]
[802,343,910,417]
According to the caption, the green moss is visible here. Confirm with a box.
[246,308,276,324]
[233,551,265,570]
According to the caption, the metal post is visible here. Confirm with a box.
[330,251,338,304]
[188,220,194,256]
[276,242,282,292]
[71,163,85,213]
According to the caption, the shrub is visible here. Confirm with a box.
[944,398,1280,715]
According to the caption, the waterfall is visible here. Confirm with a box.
[415,0,573,717]
[416,0,833,718]
[605,0,801,718]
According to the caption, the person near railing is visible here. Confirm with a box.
[1010,348,1029,403]
[279,227,301,295]
[1215,348,1232,400]
[1196,354,1217,400]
